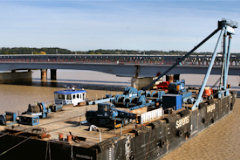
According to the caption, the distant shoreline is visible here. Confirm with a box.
[1,47,240,55]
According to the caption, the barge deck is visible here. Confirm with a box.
[0,91,237,160]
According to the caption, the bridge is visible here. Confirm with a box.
[0,54,239,80]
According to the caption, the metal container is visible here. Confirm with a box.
[162,94,182,110]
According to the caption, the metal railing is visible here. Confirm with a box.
[0,54,239,67]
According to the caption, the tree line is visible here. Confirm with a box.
[0,47,72,55]
[0,47,239,56]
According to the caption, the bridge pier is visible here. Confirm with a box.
[41,69,47,82]
[50,69,57,80]
[131,77,154,90]
[0,71,32,83]
[166,74,180,82]
[131,74,181,90]
[131,65,149,90]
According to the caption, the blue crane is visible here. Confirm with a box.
[142,19,238,110]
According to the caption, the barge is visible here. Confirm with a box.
[0,90,237,160]
[0,19,238,160]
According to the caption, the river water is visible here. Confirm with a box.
[0,70,239,160]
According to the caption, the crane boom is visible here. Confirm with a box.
[142,20,237,91]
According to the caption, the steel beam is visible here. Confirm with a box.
[192,29,224,110]
[142,28,221,90]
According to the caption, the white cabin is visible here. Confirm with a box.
[54,89,86,106]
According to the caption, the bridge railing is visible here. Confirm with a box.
[0,55,239,67]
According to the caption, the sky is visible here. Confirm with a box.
[0,0,239,52]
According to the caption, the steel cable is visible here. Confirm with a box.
[0,137,31,157]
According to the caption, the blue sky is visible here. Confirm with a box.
[0,0,239,52]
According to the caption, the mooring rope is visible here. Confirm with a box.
[44,141,52,160]
[45,141,49,160]
[0,132,9,138]
[48,142,51,160]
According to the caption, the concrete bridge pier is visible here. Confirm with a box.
[41,69,47,82]
[165,74,180,83]
[131,77,154,90]
[131,72,182,90]
[131,65,154,90]
[0,70,32,83]
[50,69,57,80]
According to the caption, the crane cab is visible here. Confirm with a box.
[54,89,86,106]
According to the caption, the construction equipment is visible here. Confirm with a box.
[123,87,138,96]
[0,103,51,126]
[18,102,49,126]
[156,81,170,90]
[86,103,136,128]
[18,114,39,126]
[168,80,194,104]
[122,95,146,108]
[86,17,238,128]
[162,94,182,111]
[168,80,186,94]
[155,74,181,91]
[142,19,238,92]
[23,102,51,118]
[0,112,17,125]
[87,94,114,105]
[144,19,237,110]
[192,19,237,109]
[113,87,145,108]
[202,87,213,99]
[112,94,127,106]
[0,19,237,160]
[145,91,165,107]
[49,104,63,112]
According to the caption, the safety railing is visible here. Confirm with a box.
[0,55,239,67]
